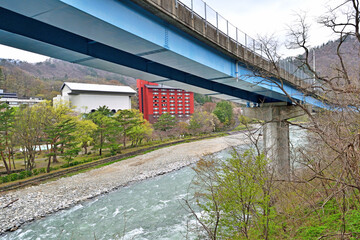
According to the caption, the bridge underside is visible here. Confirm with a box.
[0,0,319,106]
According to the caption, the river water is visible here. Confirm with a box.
[2,127,307,240]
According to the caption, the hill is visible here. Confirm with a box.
[309,36,360,80]
[0,58,136,99]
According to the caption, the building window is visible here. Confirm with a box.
[162,104,167,106]
[161,89,167,91]
[153,96,158,99]
[178,108,183,110]
[185,104,190,106]
[177,100,182,103]
[162,108,167,110]
[170,104,175,106]
[178,111,183,114]
[161,100,167,103]
[169,89,175,92]
[154,111,159,114]
[161,93,167,95]
[185,97,190,99]
[178,97,182,99]
[170,107,175,110]
[177,89,182,92]
[169,96,175,99]
[169,93,175,95]
[178,104,183,106]
[185,114,190,117]
[153,92,159,95]
[185,93,190,96]
[185,101,190,103]
[177,93,182,95]
[154,104,159,106]
[162,96,167,99]
[153,100,159,102]
[153,89,159,91]
[170,100,175,103]
[154,107,159,110]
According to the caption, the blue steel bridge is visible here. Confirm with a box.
[0,0,324,108]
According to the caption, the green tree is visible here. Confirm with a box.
[87,108,118,156]
[128,120,153,146]
[188,111,215,135]
[14,106,43,171]
[0,103,15,174]
[213,101,233,125]
[74,119,97,154]
[191,149,275,239]
[45,118,79,172]
[154,113,176,132]
[115,109,145,147]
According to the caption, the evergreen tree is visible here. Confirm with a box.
[154,113,176,132]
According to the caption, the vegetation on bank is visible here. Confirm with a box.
[0,98,242,185]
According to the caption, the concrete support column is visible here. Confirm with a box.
[243,103,309,179]
[263,120,290,179]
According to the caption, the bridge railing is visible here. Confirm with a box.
[175,0,312,85]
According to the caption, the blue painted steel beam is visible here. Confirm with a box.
[0,6,283,103]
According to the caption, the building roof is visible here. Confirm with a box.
[145,84,179,90]
[61,82,136,94]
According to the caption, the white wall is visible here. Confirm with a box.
[69,93,132,113]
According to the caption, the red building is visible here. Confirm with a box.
[137,79,194,123]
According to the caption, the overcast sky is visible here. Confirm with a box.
[0,0,336,63]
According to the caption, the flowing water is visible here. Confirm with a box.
[2,127,307,240]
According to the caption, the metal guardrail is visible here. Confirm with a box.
[175,0,311,83]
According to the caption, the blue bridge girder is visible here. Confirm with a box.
[0,0,324,107]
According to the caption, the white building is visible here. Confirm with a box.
[0,89,44,107]
[54,82,136,113]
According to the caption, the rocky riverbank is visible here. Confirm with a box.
[0,133,249,234]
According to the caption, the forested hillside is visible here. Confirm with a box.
[310,36,360,80]
[0,58,136,99]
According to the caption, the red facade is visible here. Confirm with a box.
[137,79,194,123]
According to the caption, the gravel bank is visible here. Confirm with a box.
[0,133,249,234]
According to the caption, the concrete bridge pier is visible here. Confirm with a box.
[243,103,307,179]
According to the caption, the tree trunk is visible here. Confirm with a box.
[11,150,15,169]
[84,144,88,154]
[47,155,52,173]
[1,151,10,174]
[52,145,59,163]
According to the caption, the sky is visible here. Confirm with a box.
[0,0,336,63]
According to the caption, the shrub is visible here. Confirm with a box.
[1,175,10,183]
[39,168,46,173]
[32,169,39,175]
[18,171,27,179]
[9,173,18,181]
[25,170,32,177]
